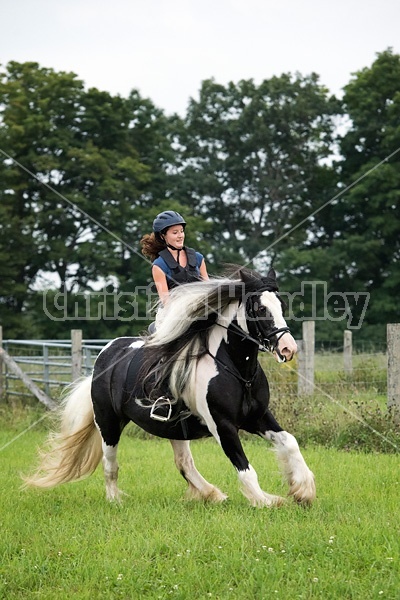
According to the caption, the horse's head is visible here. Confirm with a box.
[240,267,297,363]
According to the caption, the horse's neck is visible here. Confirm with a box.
[226,324,259,378]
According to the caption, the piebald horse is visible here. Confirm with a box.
[25,267,316,507]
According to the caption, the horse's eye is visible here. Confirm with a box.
[257,305,267,314]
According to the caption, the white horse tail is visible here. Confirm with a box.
[23,375,102,489]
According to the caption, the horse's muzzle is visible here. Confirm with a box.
[275,332,297,363]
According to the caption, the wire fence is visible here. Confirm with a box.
[0,325,397,411]
[264,346,387,397]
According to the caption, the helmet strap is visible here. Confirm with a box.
[166,243,184,265]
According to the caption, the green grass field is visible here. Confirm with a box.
[0,410,399,600]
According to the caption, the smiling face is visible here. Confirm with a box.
[163,225,185,249]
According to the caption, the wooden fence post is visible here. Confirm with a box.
[387,323,400,416]
[298,321,315,395]
[343,330,353,375]
[71,329,83,382]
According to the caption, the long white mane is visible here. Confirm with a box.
[147,278,246,349]
[142,269,281,403]
[144,277,248,402]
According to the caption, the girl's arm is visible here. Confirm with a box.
[152,265,170,304]
[199,259,209,280]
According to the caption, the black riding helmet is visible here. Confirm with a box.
[153,210,186,234]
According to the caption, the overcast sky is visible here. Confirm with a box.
[1,0,399,115]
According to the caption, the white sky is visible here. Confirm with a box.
[1,0,399,115]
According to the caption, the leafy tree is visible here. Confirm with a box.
[2,54,399,345]
[171,75,339,270]
[0,62,172,337]
[339,50,400,337]
[279,49,400,343]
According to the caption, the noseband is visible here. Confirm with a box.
[260,326,291,355]
[214,293,292,359]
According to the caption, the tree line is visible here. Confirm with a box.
[0,49,399,343]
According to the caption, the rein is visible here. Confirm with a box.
[205,315,290,415]
[215,321,291,358]
[202,301,292,415]
[260,326,291,355]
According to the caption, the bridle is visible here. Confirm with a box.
[213,294,291,361]
[206,292,292,410]
[245,294,291,359]
[259,326,291,354]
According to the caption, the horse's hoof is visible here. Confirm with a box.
[106,488,128,503]
[185,484,228,503]
[289,478,316,506]
[206,487,228,503]
[250,493,286,508]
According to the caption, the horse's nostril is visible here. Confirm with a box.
[281,347,295,361]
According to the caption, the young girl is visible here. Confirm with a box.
[140,210,209,305]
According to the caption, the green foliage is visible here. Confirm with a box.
[259,353,399,453]
[0,62,179,338]
[271,390,399,453]
[272,49,400,343]
[173,75,339,268]
[1,51,400,342]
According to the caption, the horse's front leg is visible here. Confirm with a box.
[216,423,285,507]
[262,429,316,505]
[170,440,227,503]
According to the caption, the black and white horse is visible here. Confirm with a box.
[25,267,316,507]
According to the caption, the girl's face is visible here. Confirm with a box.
[164,225,185,248]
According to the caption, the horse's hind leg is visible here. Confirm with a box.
[93,405,125,502]
[101,440,122,502]
[170,440,227,503]
[263,430,316,505]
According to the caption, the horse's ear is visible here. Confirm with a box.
[240,268,260,285]
[261,268,279,291]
